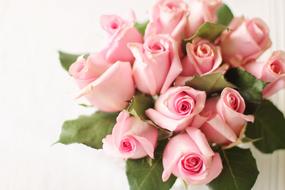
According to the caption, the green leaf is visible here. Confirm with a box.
[58,111,118,149]
[209,147,259,190]
[58,51,81,71]
[127,92,154,120]
[134,21,149,36]
[225,68,266,104]
[246,100,285,153]
[186,73,235,94]
[185,22,227,43]
[126,139,176,190]
[217,4,234,26]
[126,158,176,190]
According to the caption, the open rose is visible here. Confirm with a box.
[128,35,182,95]
[69,54,135,112]
[220,17,271,67]
[145,0,189,41]
[103,111,158,159]
[162,128,222,185]
[146,86,206,132]
[186,0,222,37]
[245,51,285,97]
[181,38,222,76]
[201,88,254,144]
[100,14,143,63]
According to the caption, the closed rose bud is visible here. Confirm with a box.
[69,54,135,112]
[103,111,158,159]
[100,14,143,63]
[129,35,182,95]
[145,0,189,41]
[181,38,222,76]
[245,51,285,97]
[201,88,254,144]
[162,128,223,185]
[186,0,222,37]
[146,86,206,132]
[220,17,271,66]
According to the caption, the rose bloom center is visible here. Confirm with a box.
[174,93,195,116]
[180,154,204,175]
[195,44,213,58]
[146,39,169,54]
[119,136,136,153]
[226,93,241,112]
[270,60,284,75]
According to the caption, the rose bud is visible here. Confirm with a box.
[245,51,285,97]
[69,54,135,112]
[128,34,182,95]
[162,128,223,185]
[145,0,189,41]
[146,86,206,132]
[103,111,158,159]
[220,17,271,67]
[181,38,222,76]
[186,0,222,37]
[201,88,254,144]
[100,14,143,63]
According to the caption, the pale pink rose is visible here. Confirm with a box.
[201,88,254,144]
[181,38,222,76]
[186,0,222,37]
[146,86,206,132]
[100,15,143,63]
[128,35,182,95]
[162,128,223,185]
[220,17,271,66]
[145,0,189,41]
[245,51,285,97]
[103,111,158,159]
[70,54,135,112]
[69,54,112,88]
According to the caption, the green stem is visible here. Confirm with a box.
[183,180,189,190]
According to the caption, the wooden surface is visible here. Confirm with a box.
[0,0,284,189]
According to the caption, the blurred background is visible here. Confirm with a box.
[0,0,284,189]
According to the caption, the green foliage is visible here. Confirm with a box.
[246,100,285,153]
[186,72,235,94]
[134,21,149,36]
[209,147,259,190]
[58,112,118,149]
[127,92,154,120]
[217,4,234,26]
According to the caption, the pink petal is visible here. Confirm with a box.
[186,128,214,157]
[133,135,155,158]
[76,61,135,112]
[263,75,285,97]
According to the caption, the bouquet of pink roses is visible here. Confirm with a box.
[57,0,285,189]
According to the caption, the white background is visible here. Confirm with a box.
[0,0,284,189]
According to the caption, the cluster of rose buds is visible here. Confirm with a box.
[67,0,285,186]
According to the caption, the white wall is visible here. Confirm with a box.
[0,0,284,189]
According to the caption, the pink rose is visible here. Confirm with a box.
[100,14,143,63]
[201,88,254,144]
[186,0,222,37]
[220,17,271,66]
[103,111,158,159]
[245,51,285,97]
[181,38,222,76]
[128,35,182,95]
[146,86,206,132]
[69,54,135,112]
[145,0,189,41]
[162,128,223,185]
